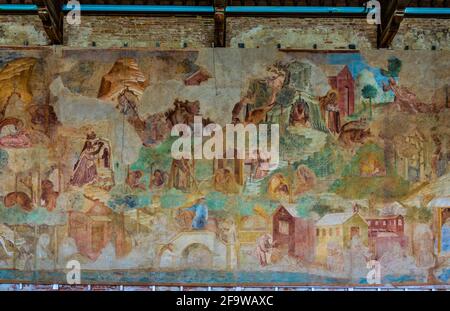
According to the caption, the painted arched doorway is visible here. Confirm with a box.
[181,243,213,269]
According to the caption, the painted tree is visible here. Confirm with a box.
[132,136,178,179]
[280,131,312,161]
[361,84,378,119]
[381,56,402,78]
[301,142,341,178]
[273,86,296,132]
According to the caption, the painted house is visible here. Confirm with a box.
[366,215,406,258]
[237,209,271,267]
[238,213,271,245]
[315,211,368,263]
[68,199,113,261]
[366,215,404,238]
[272,205,315,263]
[323,65,355,117]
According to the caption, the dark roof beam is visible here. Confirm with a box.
[377,0,411,48]
[33,0,64,44]
[214,0,226,47]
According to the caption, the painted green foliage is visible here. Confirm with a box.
[132,136,177,174]
[1,49,449,286]
[0,206,67,225]
[280,132,312,160]
[381,56,403,78]
[160,188,189,209]
[300,141,341,177]
[406,205,433,224]
[362,84,378,100]
[361,84,378,118]
[341,143,385,177]
[330,143,410,199]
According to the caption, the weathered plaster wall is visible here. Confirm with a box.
[226,17,378,49]
[64,16,215,48]
[392,18,450,50]
[0,15,49,46]
[0,15,449,50]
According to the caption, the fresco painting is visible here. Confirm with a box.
[0,48,449,285]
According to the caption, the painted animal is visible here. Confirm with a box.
[338,118,370,147]
[40,179,59,212]
[243,64,287,126]
[3,191,33,212]
[338,128,371,147]
[245,101,277,125]
[339,118,368,132]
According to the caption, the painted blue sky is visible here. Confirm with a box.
[325,53,391,87]
[325,53,396,103]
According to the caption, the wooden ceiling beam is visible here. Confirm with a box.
[214,0,226,47]
[33,0,64,44]
[377,0,411,48]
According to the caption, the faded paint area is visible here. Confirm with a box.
[0,15,449,52]
[392,18,450,50]
[227,18,377,49]
[361,50,450,103]
[0,48,448,287]
[0,16,49,46]
[64,16,215,48]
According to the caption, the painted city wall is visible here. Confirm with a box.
[0,47,449,286]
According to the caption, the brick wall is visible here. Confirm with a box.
[392,18,450,50]
[1,14,449,50]
[64,16,215,48]
[0,15,49,46]
[226,17,378,49]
